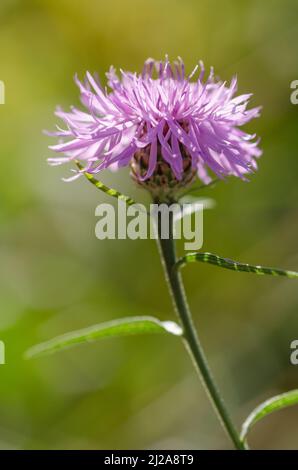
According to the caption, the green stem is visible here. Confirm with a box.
[156,209,245,450]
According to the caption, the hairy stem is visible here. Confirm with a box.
[156,209,245,450]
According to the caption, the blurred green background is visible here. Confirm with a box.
[1,0,298,450]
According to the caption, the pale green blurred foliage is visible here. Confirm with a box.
[0,0,298,449]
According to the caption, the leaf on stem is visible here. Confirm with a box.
[240,390,298,447]
[75,161,136,206]
[179,178,220,198]
[25,316,183,359]
[176,196,216,221]
[175,252,298,279]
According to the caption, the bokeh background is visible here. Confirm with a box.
[0,0,298,450]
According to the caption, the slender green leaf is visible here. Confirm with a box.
[76,161,136,206]
[176,196,216,218]
[179,178,220,197]
[25,316,183,359]
[240,390,298,447]
[175,252,298,279]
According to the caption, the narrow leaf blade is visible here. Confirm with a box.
[179,178,220,197]
[174,197,215,223]
[75,161,136,206]
[25,316,183,359]
[175,252,298,279]
[241,390,298,446]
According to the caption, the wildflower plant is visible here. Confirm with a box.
[27,58,298,449]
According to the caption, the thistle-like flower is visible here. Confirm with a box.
[48,57,261,200]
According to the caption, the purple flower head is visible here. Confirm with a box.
[48,57,262,192]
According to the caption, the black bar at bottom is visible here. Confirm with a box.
[0,449,297,465]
